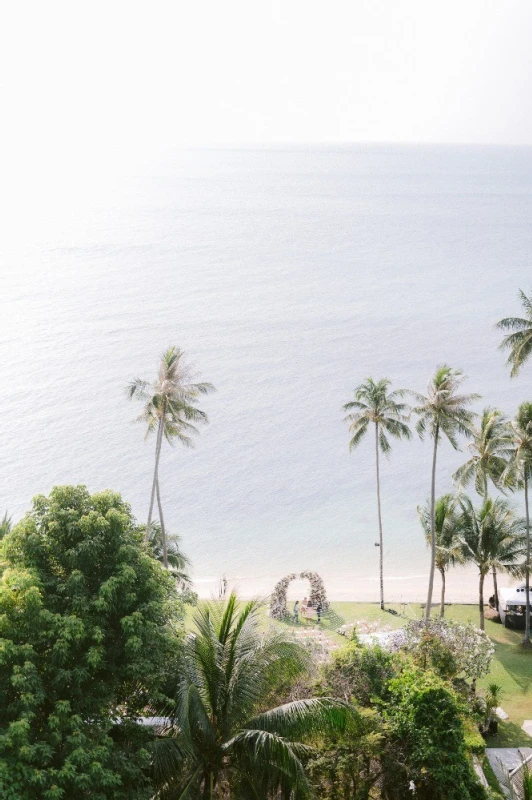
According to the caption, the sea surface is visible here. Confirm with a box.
[1,145,531,603]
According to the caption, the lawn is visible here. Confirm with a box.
[185,598,532,746]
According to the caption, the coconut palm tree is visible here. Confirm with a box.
[453,407,510,610]
[410,366,479,621]
[152,593,357,799]
[418,495,464,618]
[496,289,532,377]
[127,346,215,567]
[458,496,524,630]
[502,402,532,646]
[343,378,411,610]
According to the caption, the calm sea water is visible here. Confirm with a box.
[1,145,531,602]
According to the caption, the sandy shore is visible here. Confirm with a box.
[193,564,521,604]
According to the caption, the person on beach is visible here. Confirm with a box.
[292,600,299,624]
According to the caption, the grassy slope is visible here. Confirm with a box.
[185,600,532,746]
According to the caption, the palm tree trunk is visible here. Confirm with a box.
[479,571,486,631]
[147,414,165,538]
[439,567,446,618]
[155,476,168,568]
[375,422,385,610]
[492,565,499,616]
[524,472,531,647]
[484,486,500,617]
[425,425,439,622]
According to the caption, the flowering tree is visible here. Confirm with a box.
[389,618,494,680]
[269,571,330,620]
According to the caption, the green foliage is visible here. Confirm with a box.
[383,667,487,799]
[463,719,486,755]
[153,592,357,799]
[390,618,495,680]
[453,407,510,496]
[324,641,396,707]
[343,377,411,454]
[0,485,180,800]
[497,289,532,377]
[306,708,384,800]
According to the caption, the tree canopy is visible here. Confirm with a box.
[0,485,180,800]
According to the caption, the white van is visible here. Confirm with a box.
[498,583,531,629]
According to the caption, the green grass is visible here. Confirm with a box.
[185,599,532,747]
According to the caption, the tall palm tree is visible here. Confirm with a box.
[343,378,411,610]
[410,366,479,621]
[127,346,215,567]
[502,402,532,646]
[457,496,524,630]
[152,593,357,799]
[418,495,464,618]
[453,407,510,610]
[497,289,532,377]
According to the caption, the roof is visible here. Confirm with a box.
[499,584,531,606]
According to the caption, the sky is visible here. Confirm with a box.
[1,0,531,191]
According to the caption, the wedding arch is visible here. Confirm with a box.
[269,570,330,620]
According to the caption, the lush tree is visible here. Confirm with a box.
[382,667,487,800]
[496,288,532,377]
[458,496,524,630]
[0,486,180,800]
[343,378,411,610]
[153,593,356,799]
[127,346,215,567]
[410,366,479,621]
[453,407,510,609]
[502,402,532,646]
[418,494,464,617]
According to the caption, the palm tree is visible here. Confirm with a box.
[142,521,192,590]
[152,593,356,799]
[496,289,532,377]
[343,378,411,610]
[410,366,479,621]
[0,512,12,539]
[127,346,215,567]
[418,495,464,618]
[502,402,532,646]
[458,496,524,630]
[453,407,510,610]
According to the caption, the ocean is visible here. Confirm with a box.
[1,145,531,603]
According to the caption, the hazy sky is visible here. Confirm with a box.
[1,0,532,186]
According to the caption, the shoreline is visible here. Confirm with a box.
[192,565,520,604]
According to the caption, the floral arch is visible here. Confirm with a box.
[269,570,330,620]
